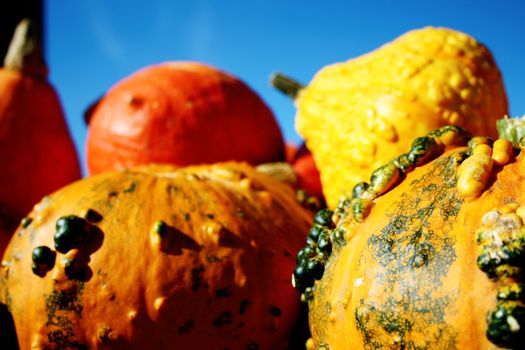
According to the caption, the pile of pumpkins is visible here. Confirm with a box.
[1,18,523,350]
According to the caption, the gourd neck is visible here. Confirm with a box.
[496,115,525,147]
[270,73,304,100]
[3,18,47,80]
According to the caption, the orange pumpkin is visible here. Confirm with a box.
[293,122,525,349]
[1,162,313,349]
[289,143,324,203]
[285,142,299,164]
[85,62,285,174]
[0,19,81,251]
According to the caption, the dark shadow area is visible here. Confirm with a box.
[217,226,244,249]
[162,225,202,255]
[0,304,19,349]
[287,303,310,350]
[67,224,105,282]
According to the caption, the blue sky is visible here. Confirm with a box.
[45,1,525,174]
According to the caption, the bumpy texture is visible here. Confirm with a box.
[86,61,285,174]
[0,162,313,349]
[295,26,508,207]
[295,124,525,349]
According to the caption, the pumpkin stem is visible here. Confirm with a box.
[83,95,104,125]
[3,18,47,79]
[496,115,525,146]
[270,73,304,100]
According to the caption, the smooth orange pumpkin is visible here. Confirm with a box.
[85,62,285,174]
[293,122,525,349]
[0,19,81,250]
[1,162,313,349]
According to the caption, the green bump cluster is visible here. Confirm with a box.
[477,210,525,279]
[31,246,56,277]
[292,209,338,301]
[349,125,471,222]
[30,210,102,279]
[63,256,89,281]
[54,215,93,254]
[486,300,525,348]
[476,208,525,348]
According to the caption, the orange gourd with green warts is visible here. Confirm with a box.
[293,118,525,349]
[0,19,81,249]
[0,162,313,349]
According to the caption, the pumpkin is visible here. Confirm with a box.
[0,162,313,349]
[85,61,285,175]
[286,143,324,203]
[0,19,81,249]
[272,26,508,208]
[285,142,300,163]
[292,120,525,349]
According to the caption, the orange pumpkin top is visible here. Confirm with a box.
[1,162,313,349]
[86,62,285,174]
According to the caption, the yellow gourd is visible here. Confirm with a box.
[272,26,508,208]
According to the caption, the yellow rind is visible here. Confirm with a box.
[296,26,508,207]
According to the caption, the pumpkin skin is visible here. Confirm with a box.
[288,143,324,203]
[0,162,312,349]
[0,20,81,248]
[296,126,525,349]
[285,142,300,163]
[86,62,285,174]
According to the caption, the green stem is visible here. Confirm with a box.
[496,115,525,147]
[3,18,47,79]
[270,72,305,100]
